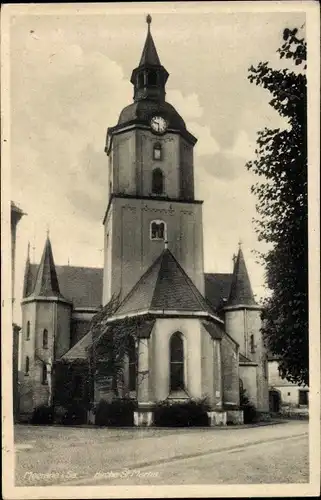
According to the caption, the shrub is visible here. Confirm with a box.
[95,398,137,427]
[31,404,53,425]
[154,399,210,427]
[62,402,87,425]
[240,388,258,424]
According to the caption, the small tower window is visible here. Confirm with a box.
[152,168,164,194]
[42,363,48,385]
[26,321,30,340]
[153,143,162,161]
[170,332,184,391]
[25,356,29,375]
[147,70,157,86]
[250,334,256,353]
[43,329,48,349]
[128,336,136,392]
[150,220,166,241]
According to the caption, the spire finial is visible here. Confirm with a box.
[46,224,50,239]
[164,239,168,250]
[27,241,30,259]
[238,238,243,248]
[146,14,152,27]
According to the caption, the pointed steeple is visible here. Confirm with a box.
[130,15,169,102]
[33,236,61,297]
[226,244,256,307]
[22,242,34,297]
[139,15,161,66]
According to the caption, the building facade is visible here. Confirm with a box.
[11,201,25,423]
[19,17,269,425]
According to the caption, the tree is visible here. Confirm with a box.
[87,292,151,401]
[246,27,308,386]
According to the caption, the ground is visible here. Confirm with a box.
[15,420,309,486]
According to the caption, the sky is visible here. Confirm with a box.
[8,3,306,323]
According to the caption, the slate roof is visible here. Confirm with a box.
[61,331,92,361]
[227,247,256,307]
[24,262,103,308]
[114,249,215,317]
[202,321,225,340]
[204,273,233,312]
[32,237,62,298]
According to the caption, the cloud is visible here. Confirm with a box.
[191,123,220,156]
[228,129,256,161]
[167,90,203,120]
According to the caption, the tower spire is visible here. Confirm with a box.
[227,244,256,307]
[33,236,61,297]
[22,242,33,298]
[130,15,169,102]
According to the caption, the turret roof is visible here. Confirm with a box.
[226,245,256,307]
[32,237,62,297]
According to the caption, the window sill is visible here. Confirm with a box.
[168,389,189,400]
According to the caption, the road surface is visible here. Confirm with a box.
[15,420,309,486]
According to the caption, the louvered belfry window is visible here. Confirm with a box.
[170,332,184,391]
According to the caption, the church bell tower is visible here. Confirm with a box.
[102,16,205,305]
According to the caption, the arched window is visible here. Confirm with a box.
[43,329,48,349]
[42,363,48,385]
[128,336,136,392]
[170,332,184,391]
[152,168,164,194]
[25,356,29,375]
[147,70,157,86]
[153,142,162,161]
[26,321,30,340]
[150,220,166,241]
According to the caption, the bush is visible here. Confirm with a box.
[154,399,210,427]
[31,404,53,425]
[61,402,87,425]
[240,388,258,424]
[95,398,137,427]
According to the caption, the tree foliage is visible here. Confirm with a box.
[246,27,308,386]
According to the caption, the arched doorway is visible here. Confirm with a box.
[269,389,281,413]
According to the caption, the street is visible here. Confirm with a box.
[15,420,309,486]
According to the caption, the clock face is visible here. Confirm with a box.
[150,116,167,134]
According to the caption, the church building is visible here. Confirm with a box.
[19,16,269,425]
